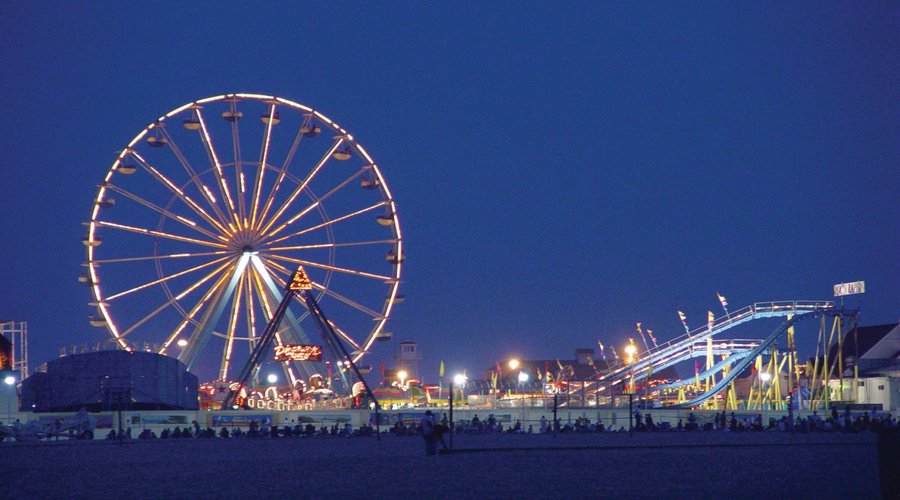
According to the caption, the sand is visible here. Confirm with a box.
[1,431,886,499]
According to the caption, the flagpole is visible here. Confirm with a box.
[636,323,650,353]
[718,293,731,320]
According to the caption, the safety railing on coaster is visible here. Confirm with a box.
[593,300,834,386]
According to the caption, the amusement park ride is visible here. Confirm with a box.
[571,300,861,411]
[220,266,379,410]
[81,94,403,405]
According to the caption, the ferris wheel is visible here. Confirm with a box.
[83,93,403,386]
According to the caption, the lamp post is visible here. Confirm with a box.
[451,374,466,450]
[624,342,637,434]
[518,371,529,427]
[4,374,15,424]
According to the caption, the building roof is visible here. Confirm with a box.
[829,322,899,361]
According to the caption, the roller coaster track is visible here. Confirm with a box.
[575,301,856,407]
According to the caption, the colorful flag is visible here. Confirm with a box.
[610,346,619,361]
[677,310,691,335]
[707,311,715,330]
[636,322,650,351]
[556,359,564,371]
[647,329,658,347]
[439,360,444,378]
[717,292,728,308]
[597,341,606,360]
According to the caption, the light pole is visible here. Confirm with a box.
[451,374,466,449]
[4,374,15,424]
[518,371,529,427]
[624,342,637,433]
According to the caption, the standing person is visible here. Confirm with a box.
[420,410,437,456]
[434,416,448,450]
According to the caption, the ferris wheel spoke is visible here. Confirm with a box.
[160,126,234,228]
[249,102,278,230]
[325,319,363,352]
[267,254,395,282]
[129,152,231,235]
[265,238,398,253]
[219,274,246,380]
[266,201,387,246]
[223,98,248,225]
[255,116,311,231]
[95,220,229,249]
[103,256,231,302]
[310,281,382,319]
[120,259,235,340]
[266,165,371,240]
[257,137,345,236]
[91,250,230,265]
[161,265,235,354]
[195,107,240,227]
[101,184,224,241]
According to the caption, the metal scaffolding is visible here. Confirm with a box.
[0,320,28,379]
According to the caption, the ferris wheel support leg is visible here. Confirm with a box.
[300,291,382,416]
[251,257,315,381]
[180,257,249,370]
[221,284,297,409]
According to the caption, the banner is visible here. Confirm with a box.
[274,344,323,362]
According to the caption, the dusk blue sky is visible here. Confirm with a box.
[1,3,897,384]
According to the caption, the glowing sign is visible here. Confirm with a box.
[289,266,312,291]
[274,344,322,362]
[833,281,865,297]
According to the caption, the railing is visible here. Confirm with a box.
[593,300,834,384]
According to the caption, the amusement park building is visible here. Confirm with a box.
[21,351,198,412]
[831,322,900,378]
[483,348,679,387]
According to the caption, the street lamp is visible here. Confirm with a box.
[397,370,408,391]
[4,374,15,424]
[176,339,188,348]
[518,372,529,425]
[508,359,520,371]
[266,373,278,384]
[450,373,467,450]
[624,343,637,364]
